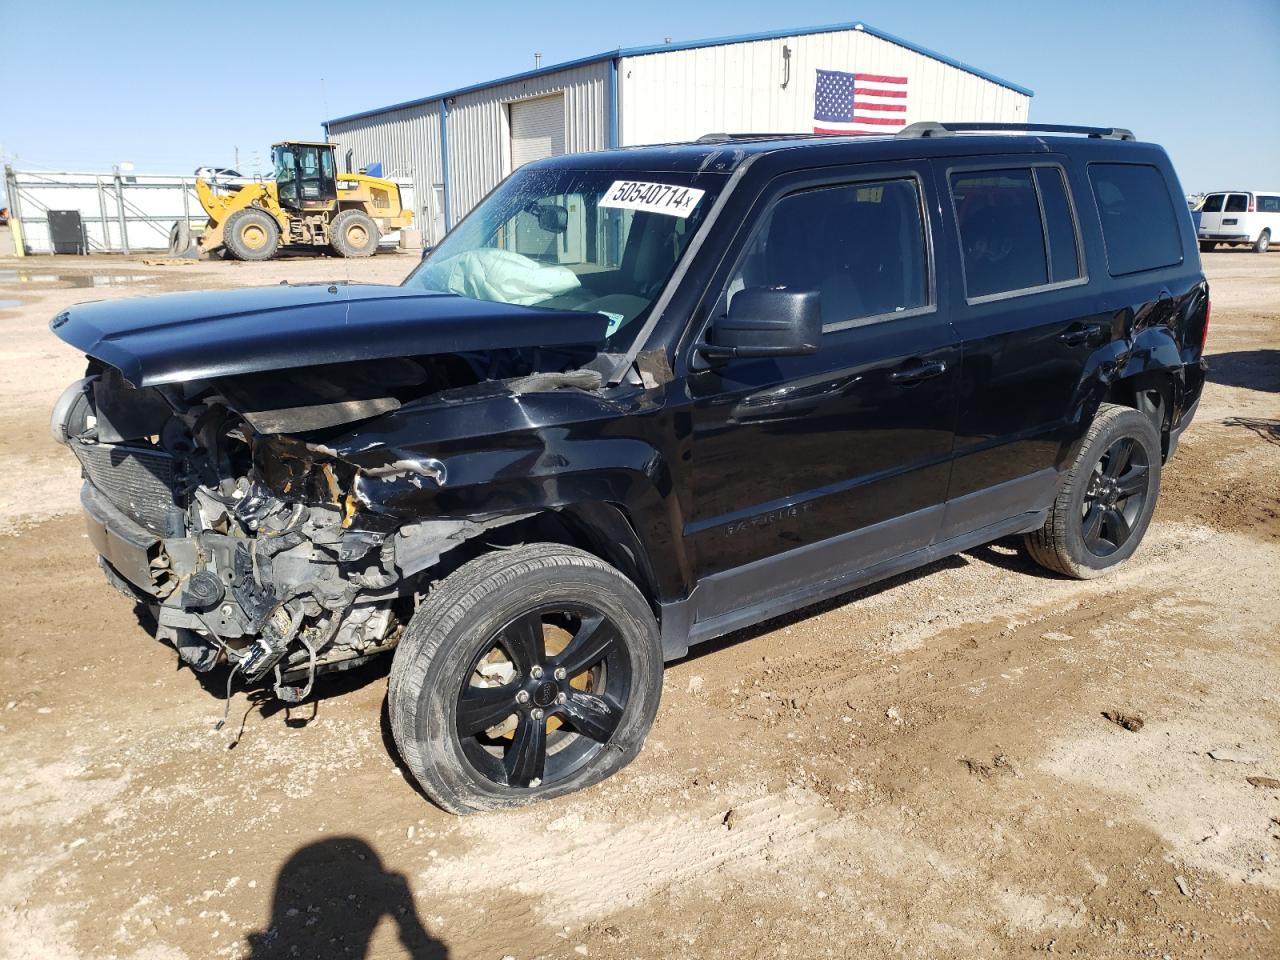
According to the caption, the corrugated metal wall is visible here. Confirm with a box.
[328,60,609,244]
[328,30,1030,242]
[442,60,611,222]
[327,101,443,241]
[619,29,1029,145]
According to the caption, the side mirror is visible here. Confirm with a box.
[700,288,821,360]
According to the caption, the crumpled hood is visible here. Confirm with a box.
[49,282,607,387]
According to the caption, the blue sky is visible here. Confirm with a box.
[1,0,1277,200]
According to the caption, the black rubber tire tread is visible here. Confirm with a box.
[1198,241,1214,253]
[329,209,379,258]
[388,543,662,814]
[167,222,186,256]
[223,208,279,261]
[1024,403,1162,580]
[1255,230,1270,254]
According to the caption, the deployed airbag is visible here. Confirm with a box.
[421,248,581,307]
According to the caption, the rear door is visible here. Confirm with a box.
[1198,193,1225,237]
[682,163,960,618]
[1222,193,1251,240]
[935,156,1100,538]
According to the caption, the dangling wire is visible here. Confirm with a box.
[214,660,243,731]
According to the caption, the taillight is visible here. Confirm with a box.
[1200,298,1211,354]
[1248,197,1256,212]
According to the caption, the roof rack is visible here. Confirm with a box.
[695,132,817,143]
[897,122,1136,141]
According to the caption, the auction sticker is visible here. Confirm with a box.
[600,180,705,218]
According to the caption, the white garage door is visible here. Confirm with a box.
[510,94,566,170]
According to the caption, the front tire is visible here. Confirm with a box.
[388,544,663,814]
[1255,230,1271,254]
[1025,403,1162,579]
[223,208,280,261]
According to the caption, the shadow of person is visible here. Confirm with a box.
[245,836,447,959]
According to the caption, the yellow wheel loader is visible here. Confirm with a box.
[173,141,412,261]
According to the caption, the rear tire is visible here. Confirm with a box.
[1024,403,1162,579]
[1199,240,1215,253]
[388,544,663,814]
[330,209,379,258]
[223,208,279,261]
[1255,230,1271,254]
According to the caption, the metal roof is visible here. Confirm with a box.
[324,20,1034,128]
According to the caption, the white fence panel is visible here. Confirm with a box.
[3,169,415,254]
[4,168,203,254]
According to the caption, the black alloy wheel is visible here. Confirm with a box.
[455,603,631,789]
[1024,402,1163,579]
[1079,436,1151,558]
[388,543,663,814]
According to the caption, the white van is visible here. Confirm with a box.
[1198,190,1280,253]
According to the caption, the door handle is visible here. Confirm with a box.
[1057,323,1104,346]
[888,359,947,384]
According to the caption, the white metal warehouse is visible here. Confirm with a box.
[325,21,1033,245]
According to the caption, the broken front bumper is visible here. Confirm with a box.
[82,481,165,596]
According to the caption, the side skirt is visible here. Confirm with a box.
[658,508,1048,660]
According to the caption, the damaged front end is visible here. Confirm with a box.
[52,355,547,704]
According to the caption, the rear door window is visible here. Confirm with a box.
[1087,163,1182,276]
[1034,167,1083,284]
[1224,194,1250,213]
[1201,194,1225,213]
[949,165,1083,300]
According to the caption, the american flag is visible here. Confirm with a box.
[813,68,909,135]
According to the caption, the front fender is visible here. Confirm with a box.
[328,388,692,599]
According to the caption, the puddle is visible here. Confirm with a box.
[0,299,22,309]
[0,269,157,288]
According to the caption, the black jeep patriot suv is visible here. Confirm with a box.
[51,122,1208,813]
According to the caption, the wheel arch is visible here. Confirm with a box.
[428,501,670,615]
[1073,324,1189,463]
[1105,369,1178,459]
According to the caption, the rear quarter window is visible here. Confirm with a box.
[1088,163,1182,276]
[1258,196,1280,214]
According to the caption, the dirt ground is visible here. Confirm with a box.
[1,234,1277,960]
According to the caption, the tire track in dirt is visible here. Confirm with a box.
[420,789,837,925]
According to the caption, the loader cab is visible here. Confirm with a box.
[273,141,337,211]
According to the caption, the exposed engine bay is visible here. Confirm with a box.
[52,346,604,705]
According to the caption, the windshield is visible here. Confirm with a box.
[403,167,724,349]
